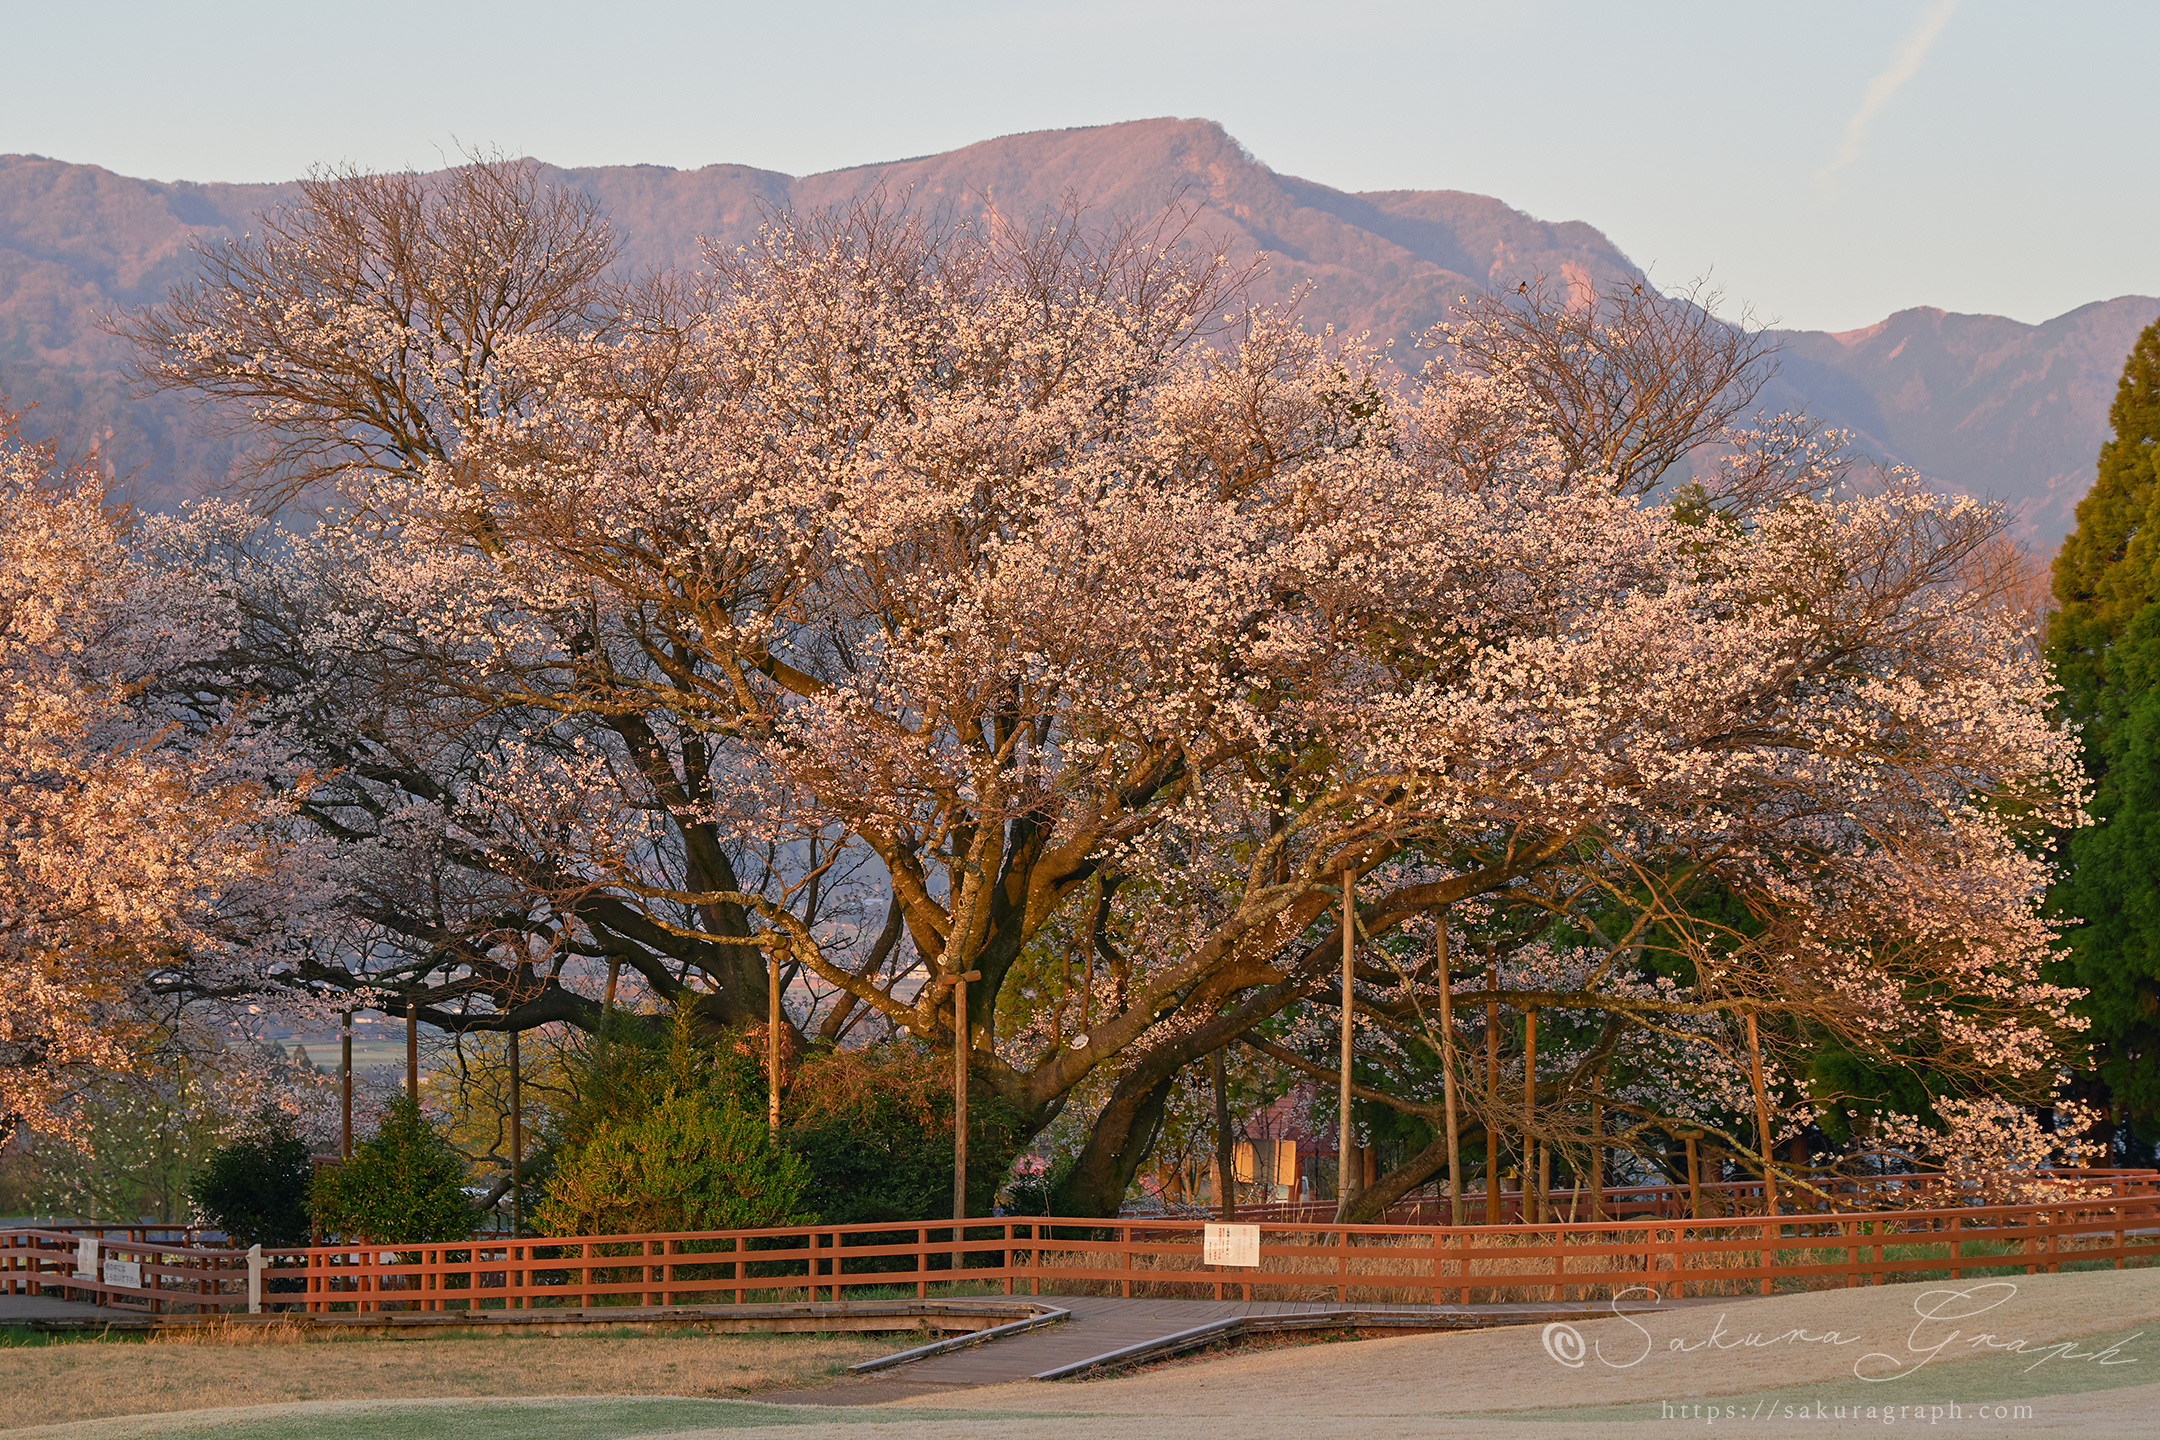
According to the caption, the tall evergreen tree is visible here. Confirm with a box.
[2049,316,2160,1134]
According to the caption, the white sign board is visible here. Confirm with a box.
[74,1236,97,1280]
[102,1258,141,1290]
[1203,1222,1260,1268]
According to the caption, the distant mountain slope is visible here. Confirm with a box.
[2,118,2150,542]
[1765,298,2159,541]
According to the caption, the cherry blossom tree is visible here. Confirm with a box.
[127,167,2089,1216]
[0,406,297,1137]
[356,221,2083,1211]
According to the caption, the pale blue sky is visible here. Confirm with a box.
[7,0,2153,331]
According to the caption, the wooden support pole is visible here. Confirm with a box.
[1436,916,1463,1226]
[1523,1007,1538,1223]
[1335,868,1356,1223]
[508,1026,522,1237]
[953,969,981,1225]
[405,997,419,1100]
[1485,963,1500,1226]
[767,950,782,1133]
[1747,1012,1779,1217]
[1588,1097,1603,1222]
[1213,1046,1236,1221]
[1684,1132,1702,1219]
[340,1011,353,1160]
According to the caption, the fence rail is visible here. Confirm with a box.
[7,1182,2156,1318]
[0,1229,254,1313]
[1207,1168,2160,1227]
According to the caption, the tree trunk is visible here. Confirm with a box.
[1344,1126,1456,1222]
[1051,1072,1177,1217]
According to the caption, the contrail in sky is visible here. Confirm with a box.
[1817,0,1960,186]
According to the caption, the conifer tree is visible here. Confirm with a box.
[2049,316,2160,1135]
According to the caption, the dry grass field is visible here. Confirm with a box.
[8,1262,2160,1437]
[0,1323,888,1430]
[13,1267,2158,1438]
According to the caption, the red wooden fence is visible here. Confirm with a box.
[7,1184,2156,1318]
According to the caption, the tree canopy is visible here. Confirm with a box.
[0,404,296,1138]
[111,159,2092,1215]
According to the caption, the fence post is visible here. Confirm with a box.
[73,1235,96,1305]
[247,1244,265,1315]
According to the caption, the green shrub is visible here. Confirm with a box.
[783,1043,1024,1224]
[546,1007,1022,1234]
[310,1095,475,1244]
[536,1087,810,1235]
[190,1107,313,1248]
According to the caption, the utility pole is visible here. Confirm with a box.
[1335,868,1356,1223]
[1436,918,1462,1226]
[340,1010,353,1159]
[405,992,419,1101]
[1213,1047,1236,1221]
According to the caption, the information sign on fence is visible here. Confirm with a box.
[101,1258,140,1289]
[1203,1222,1260,1267]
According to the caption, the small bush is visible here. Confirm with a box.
[310,1095,475,1244]
[784,1043,1024,1224]
[191,1108,313,1248]
[536,1086,811,1236]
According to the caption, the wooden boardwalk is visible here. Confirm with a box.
[0,1292,132,1321]
[769,1293,1684,1403]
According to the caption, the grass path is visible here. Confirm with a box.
[5,1398,1057,1440]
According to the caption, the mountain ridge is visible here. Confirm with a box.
[2,117,2150,542]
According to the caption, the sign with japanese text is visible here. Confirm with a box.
[1203,1222,1260,1267]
